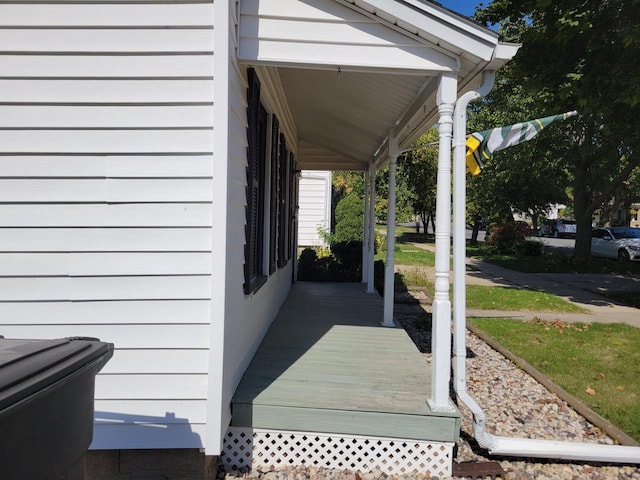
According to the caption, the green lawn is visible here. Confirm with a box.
[466,285,588,312]
[468,318,640,443]
[376,242,435,266]
[392,270,586,313]
[467,244,640,275]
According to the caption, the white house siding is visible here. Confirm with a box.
[209,4,299,446]
[238,0,458,72]
[298,171,332,247]
[0,1,214,450]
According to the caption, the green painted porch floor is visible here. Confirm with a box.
[231,282,460,443]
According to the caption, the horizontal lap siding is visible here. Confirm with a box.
[298,173,331,247]
[238,0,456,71]
[0,1,215,450]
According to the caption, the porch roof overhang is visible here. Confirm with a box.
[238,0,519,171]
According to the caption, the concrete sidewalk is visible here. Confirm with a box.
[465,258,640,327]
[404,242,640,327]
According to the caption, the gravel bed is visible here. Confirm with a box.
[218,308,640,480]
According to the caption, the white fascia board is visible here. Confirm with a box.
[348,0,499,61]
[487,41,522,69]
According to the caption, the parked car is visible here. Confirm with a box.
[538,218,577,238]
[591,227,640,262]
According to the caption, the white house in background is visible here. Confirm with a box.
[297,171,332,248]
[0,0,516,477]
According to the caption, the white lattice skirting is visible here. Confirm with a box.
[221,427,453,477]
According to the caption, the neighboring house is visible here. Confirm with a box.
[297,171,332,248]
[0,0,515,477]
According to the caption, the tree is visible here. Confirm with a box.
[373,165,415,224]
[402,128,439,234]
[477,0,640,258]
[597,166,640,226]
[466,65,571,233]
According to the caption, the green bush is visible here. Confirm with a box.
[485,224,545,256]
[374,260,385,295]
[297,248,323,281]
[521,239,545,256]
[297,244,362,282]
[331,241,362,268]
[485,223,527,254]
[334,193,364,243]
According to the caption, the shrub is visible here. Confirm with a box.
[521,239,545,256]
[334,193,364,243]
[374,260,385,295]
[297,248,323,281]
[297,244,362,282]
[485,223,545,256]
[331,240,362,267]
[485,223,527,254]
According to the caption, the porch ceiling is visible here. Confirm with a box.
[279,68,433,171]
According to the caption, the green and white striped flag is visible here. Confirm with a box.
[466,111,577,175]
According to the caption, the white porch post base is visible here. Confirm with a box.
[221,427,454,477]
[428,296,457,413]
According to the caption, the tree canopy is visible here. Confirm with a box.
[475,0,640,257]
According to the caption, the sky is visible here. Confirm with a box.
[437,0,483,17]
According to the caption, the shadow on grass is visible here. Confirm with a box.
[396,231,435,245]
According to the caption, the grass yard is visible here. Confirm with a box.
[467,244,640,275]
[466,285,588,312]
[392,269,587,313]
[468,318,640,443]
[376,242,435,267]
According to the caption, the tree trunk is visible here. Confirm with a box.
[420,212,428,234]
[470,214,481,246]
[531,214,539,232]
[573,165,593,259]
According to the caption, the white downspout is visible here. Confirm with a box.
[452,71,640,464]
[382,130,398,327]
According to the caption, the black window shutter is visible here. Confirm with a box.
[287,153,296,262]
[277,134,288,268]
[269,115,279,274]
[244,68,262,294]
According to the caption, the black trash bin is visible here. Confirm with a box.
[0,336,113,480]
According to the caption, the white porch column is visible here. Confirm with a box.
[382,131,398,327]
[429,72,457,412]
[366,161,377,293]
[362,169,370,284]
